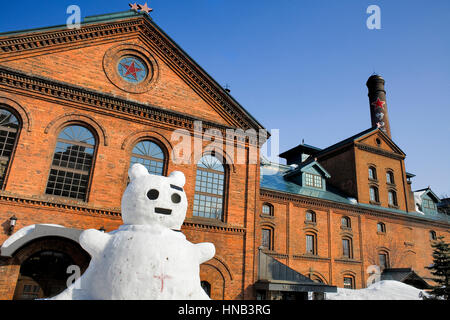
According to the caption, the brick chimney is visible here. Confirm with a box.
[366,74,391,138]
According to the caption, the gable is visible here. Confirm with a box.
[0,11,264,132]
[355,129,405,158]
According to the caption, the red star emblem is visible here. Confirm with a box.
[120,61,143,81]
[371,98,385,110]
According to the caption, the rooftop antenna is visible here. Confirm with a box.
[224,84,231,93]
[302,138,305,145]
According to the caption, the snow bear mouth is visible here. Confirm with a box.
[155,207,172,215]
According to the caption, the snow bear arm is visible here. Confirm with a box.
[79,229,111,258]
[195,242,215,264]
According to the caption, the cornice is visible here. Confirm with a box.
[0,19,141,56]
[0,191,122,218]
[0,65,259,146]
[260,188,449,228]
[182,218,246,235]
[355,142,404,160]
[0,15,266,137]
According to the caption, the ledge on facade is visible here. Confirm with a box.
[377,231,386,236]
[260,249,289,259]
[183,217,245,234]
[334,258,362,264]
[404,241,415,247]
[292,254,330,262]
[340,226,353,232]
[388,204,400,209]
[260,214,275,219]
[304,221,317,226]
[0,191,121,217]
[369,200,381,206]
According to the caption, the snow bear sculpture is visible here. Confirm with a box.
[53,163,215,300]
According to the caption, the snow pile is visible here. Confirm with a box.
[327,280,425,300]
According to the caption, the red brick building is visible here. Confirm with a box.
[0,11,447,300]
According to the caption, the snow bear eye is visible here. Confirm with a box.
[171,193,181,204]
[147,189,159,200]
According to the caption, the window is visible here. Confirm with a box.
[305,210,316,223]
[369,186,379,202]
[377,222,386,233]
[45,125,96,201]
[429,230,437,241]
[386,171,394,184]
[343,276,355,289]
[388,190,398,206]
[423,199,436,211]
[341,216,351,228]
[378,252,389,269]
[305,173,322,188]
[261,228,273,250]
[306,233,317,255]
[342,238,353,258]
[130,140,165,175]
[262,203,274,216]
[193,155,225,220]
[368,166,377,180]
[0,108,20,189]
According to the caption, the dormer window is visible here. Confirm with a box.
[305,173,322,189]
[423,199,436,211]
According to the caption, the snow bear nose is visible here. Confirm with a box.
[147,189,159,200]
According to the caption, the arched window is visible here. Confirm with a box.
[388,190,398,206]
[342,237,353,258]
[343,275,355,289]
[0,107,20,189]
[305,210,316,223]
[368,166,377,180]
[306,233,317,255]
[378,251,389,269]
[45,125,96,201]
[377,222,386,233]
[261,227,273,250]
[369,186,379,202]
[386,171,395,184]
[429,230,437,241]
[262,203,274,216]
[193,154,225,220]
[130,140,165,175]
[341,216,351,229]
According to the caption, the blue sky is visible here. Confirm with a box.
[0,0,449,196]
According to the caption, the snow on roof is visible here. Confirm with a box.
[326,280,426,300]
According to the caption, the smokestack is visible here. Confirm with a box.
[366,74,391,138]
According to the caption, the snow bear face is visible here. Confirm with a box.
[121,163,188,230]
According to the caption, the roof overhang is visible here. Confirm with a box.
[255,280,337,293]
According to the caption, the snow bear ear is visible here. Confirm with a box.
[169,171,185,187]
[128,163,148,181]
